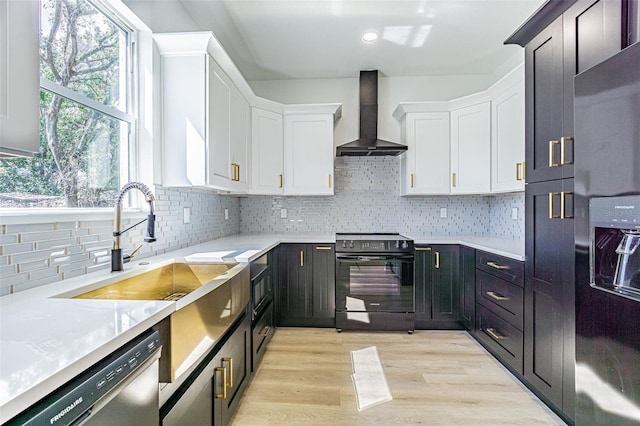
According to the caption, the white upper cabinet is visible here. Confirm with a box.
[0,0,40,157]
[450,102,491,194]
[283,105,340,196]
[251,104,284,195]
[398,111,451,195]
[155,32,251,192]
[491,73,525,193]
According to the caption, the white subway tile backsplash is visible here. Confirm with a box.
[2,242,36,255]
[20,229,73,243]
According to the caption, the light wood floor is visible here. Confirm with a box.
[231,328,566,425]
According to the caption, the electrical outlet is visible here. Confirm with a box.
[511,207,518,220]
[224,208,229,220]
[440,207,447,218]
[281,208,287,219]
[183,207,191,224]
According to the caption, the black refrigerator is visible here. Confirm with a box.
[574,41,640,425]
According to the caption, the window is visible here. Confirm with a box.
[0,0,135,208]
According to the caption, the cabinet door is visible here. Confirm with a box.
[216,315,251,426]
[207,56,232,188]
[459,246,476,331]
[414,247,433,329]
[229,87,249,191]
[251,107,284,195]
[450,103,491,194]
[284,114,334,195]
[491,81,525,193]
[310,244,336,326]
[431,245,460,322]
[524,179,574,411]
[161,54,207,187]
[0,0,40,157]
[278,244,310,325]
[401,112,450,195]
[162,354,217,426]
[525,17,565,183]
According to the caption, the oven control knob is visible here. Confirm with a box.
[349,240,354,248]
[401,241,409,249]
[342,240,347,248]
[395,240,400,249]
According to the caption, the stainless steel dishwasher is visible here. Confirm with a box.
[7,330,161,426]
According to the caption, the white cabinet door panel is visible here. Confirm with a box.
[251,108,283,194]
[492,82,525,193]
[403,112,451,195]
[230,88,249,191]
[207,57,232,187]
[450,103,491,194]
[284,114,333,195]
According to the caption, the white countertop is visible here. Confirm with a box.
[0,232,520,422]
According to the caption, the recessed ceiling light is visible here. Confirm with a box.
[362,32,378,43]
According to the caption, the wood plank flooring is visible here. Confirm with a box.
[231,328,566,425]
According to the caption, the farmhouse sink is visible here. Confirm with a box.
[72,261,237,301]
[58,259,250,383]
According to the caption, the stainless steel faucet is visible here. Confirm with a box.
[112,182,156,272]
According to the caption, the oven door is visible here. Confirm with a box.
[336,253,414,312]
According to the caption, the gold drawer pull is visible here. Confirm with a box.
[549,192,561,219]
[435,251,440,269]
[415,247,432,251]
[222,357,233,387]
[486,327,508,341]
[486,261,509,270]
[215,367,227,399]
[259,326,271,337]
[300,250,304,267]
[549,140,559,167]
[486,291,509,301]
[315,246,332,250]
[560,136,573,165]
[561,191,573,219]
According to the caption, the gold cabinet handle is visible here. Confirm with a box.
[452,173,456,187]
[415,247,432,251]
[236,164,240,181]
[315,246,332,250]
[411,173,414,188]
[279,174,283,188]
[435,251,440,269]
[560,136,573,165]
[522,161,526,180]
[300,250,304,267]
[486,261,509,270]
[328,174,332,188]
[259,326,271,337]
[516,163,521,181]
[549,140,560,167]
[215,367,227,399]
[222,357,233,387]
[549,192,561,219]
[486,291,509,301]
[516,162,526,181]
[561,191,573,219]
[486,327,508,341]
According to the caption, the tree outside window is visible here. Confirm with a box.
[0,0,132,208]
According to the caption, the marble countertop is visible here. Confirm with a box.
[0,232,520,422]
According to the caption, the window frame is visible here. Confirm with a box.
[1,0,153,220]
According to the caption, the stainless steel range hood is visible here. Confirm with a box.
[336,70,407,157]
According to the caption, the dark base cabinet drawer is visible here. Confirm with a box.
[476,251,524,286]
[252,302,274,372]
[476,270,524,330]
[475,305,523,374]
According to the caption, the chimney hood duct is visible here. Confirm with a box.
[336,70,407,157]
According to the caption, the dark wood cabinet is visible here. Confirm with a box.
[278,243,335,327]
[415,245,462,329]
[161,313,251,426]
[508,0,625,421]
[525,179,575,415]
[474,251,525,375]
[459,246,475,331]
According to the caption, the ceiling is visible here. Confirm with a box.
[175,0,546,81]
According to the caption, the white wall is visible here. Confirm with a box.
[249,65,522,147]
